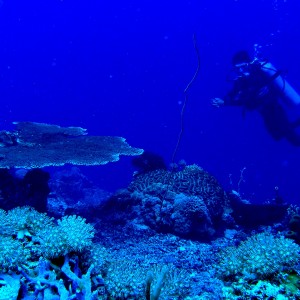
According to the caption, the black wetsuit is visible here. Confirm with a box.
[224,62,300,146]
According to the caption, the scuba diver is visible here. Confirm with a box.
[212,47,300,146]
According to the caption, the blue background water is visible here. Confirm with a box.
[0,0,299,204]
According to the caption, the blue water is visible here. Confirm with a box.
[0,0,299,204]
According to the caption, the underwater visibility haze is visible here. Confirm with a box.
[0,0,300,298]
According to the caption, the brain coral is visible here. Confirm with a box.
[128,164,226,219]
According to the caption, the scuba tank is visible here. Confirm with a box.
[260,61,300,107]
[252,43,300,107]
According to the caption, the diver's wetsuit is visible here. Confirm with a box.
[224,61,300,146]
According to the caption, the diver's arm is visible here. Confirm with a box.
[212,83,244,107]
[213,86,246,106]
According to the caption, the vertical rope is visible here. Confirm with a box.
[158,34,201,220]
[171,34,201,165]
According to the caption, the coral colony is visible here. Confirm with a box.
[0,123,299,299]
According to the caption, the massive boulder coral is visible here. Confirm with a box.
[128,164,226,219]
[0,121,143,168]
[102,164,228,240]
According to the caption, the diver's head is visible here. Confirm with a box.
[232,50,252,77]
[232,50,251,66]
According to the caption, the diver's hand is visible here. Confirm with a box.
[211,98,225,108]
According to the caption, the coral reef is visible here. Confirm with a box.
[0,206,102,298]
[0,206,207,299]
[0,152,298,298]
